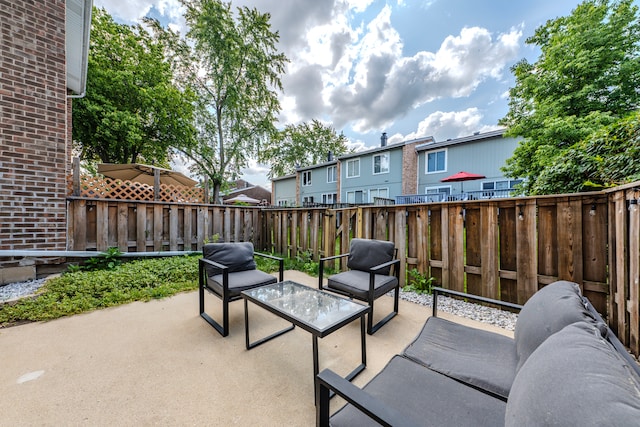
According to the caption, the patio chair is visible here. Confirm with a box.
[199,242,284,337]
[319,238,400,334]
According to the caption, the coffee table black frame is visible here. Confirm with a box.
[241,281,369,397]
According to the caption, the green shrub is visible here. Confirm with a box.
[404,268,435,294]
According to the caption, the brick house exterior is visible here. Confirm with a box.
[0,0,71,252]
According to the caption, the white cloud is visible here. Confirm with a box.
[402,108,501,141]
[327,24,522,132]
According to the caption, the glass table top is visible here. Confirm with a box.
[242,281,368,331]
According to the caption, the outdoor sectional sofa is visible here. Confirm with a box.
[317,280,640,426]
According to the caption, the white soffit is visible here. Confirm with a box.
[66,0,93,95]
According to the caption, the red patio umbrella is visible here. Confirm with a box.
[441,171,486,193]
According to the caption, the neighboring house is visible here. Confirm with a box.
[271,133,432,206]
[1,0,92,262]
[339,134,430,204]
[412,129,521,202]
[298,156,339,206]
[271,174,297,206]
[271,130,522,206]
[222,179,271,205]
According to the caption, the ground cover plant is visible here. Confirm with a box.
[0,255,201,327]
[0,249,333,327]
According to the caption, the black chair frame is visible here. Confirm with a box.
[199,252,284,337]
[319,251,400,334]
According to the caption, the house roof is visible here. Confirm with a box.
[338,135,435,161]
[416,129,506,152]
[271,173,297,182]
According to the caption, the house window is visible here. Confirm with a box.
[302,170,311,186]
[426,150,446,173]
[425,186,451,196]
[322,193,337,204]
[369,188,389,202]
[346,159,360,178]
[482,179,523,190]
[373,153,389,174]
[346,190,364,204]
[327,166,337,183]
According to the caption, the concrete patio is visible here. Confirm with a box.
[0,271,513,426]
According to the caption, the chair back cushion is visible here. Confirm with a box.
[347,238,395,275]
[514,280,595,371]
[506,321,640,426]
[202,242,256,276]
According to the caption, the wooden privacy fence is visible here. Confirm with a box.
[67,183,640,355]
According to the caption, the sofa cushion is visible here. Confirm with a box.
[514,280,595,370]
[506,321,640,426]
[202,242,256,276]
[330,355,506,427]
[327,270,398,300]
[347,238,395,275]
[207,269,277,298]
[403,316,517,399]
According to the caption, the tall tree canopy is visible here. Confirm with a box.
[500,0,640,194]
[260,120,352,178]
[73,7,196,166]
[147,0,287,202]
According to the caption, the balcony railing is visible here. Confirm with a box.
[396,188,520,205]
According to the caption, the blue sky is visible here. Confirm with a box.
[95,0,591,187]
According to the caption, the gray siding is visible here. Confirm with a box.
[341,147,403,202]
[418,135,519,194]
[273,176,297,206]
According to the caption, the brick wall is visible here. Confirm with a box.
[402,141,419,195]
[0,0,69,251]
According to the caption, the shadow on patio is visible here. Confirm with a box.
[0,271,512,426]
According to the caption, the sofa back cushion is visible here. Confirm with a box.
[514,280,595,370]
[506,321,640,426]
[203,242,256,276]
[347,238,395,275]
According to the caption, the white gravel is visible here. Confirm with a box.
[0,278,47,302]
[398,288,518,331]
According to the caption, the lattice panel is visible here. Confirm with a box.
[157,184,205,203]
[73,175,204,202]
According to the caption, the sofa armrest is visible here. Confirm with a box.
[199,257,230,295]
[254,252,284,282]
[369,258,400,274]
[432,286,523,317]
[582,296,640,378]
[316,369,421,427]
[319,253,350,290]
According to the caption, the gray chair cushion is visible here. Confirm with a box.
[327,270,398,300]
[347,238,395,275]
[207,269,277,298]
[403,316,517,399]
[514,280,595,370]
[506,321,640,426]
[203,242,257,276]
[330,355,506,427]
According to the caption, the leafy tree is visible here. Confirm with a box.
[260,120,352,178]
[500,0,640,194]
[147,0,287,202]
[72,8,196,166]
[533,111,640,194]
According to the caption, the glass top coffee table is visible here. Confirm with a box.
[241,281,370,397]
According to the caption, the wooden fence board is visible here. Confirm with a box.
[629,195,640,354]
[448,204,465,292]
[481,203,499,300]
[466,207,482,296]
